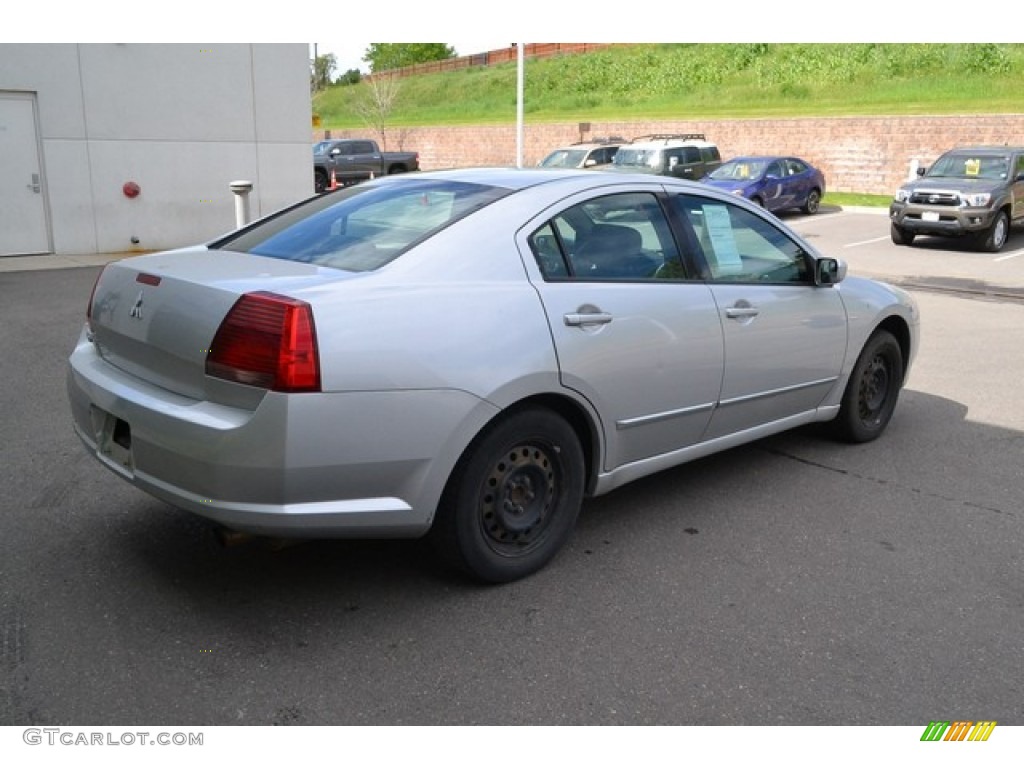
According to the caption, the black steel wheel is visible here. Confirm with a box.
[431,407,585,583]
[833,329,904,443]
[802,188,821,214]
[890,223,915,246]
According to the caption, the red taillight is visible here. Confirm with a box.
[205,291,321,393]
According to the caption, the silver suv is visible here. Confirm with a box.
[889,146,1024,252]
[538,137,627,169]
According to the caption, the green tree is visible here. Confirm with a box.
[311,53,337,93]
[338,68,362,86]
[362,43,455,73]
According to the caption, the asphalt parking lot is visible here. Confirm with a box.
[1,207,1021,727]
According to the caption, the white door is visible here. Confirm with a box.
[0,93,50,256]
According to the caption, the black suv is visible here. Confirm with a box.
[889,146,1024,252]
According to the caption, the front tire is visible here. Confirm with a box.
[833,330,904,443]
[802,188,821,214]
[431,407,585,583]
[890,223,915,246]
[314,170,328,194]
[976,210,1009,252]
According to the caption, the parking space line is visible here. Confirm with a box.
[844,236,890,248]
[994,250,1023,262]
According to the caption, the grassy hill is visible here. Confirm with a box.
[314,43,1024,129]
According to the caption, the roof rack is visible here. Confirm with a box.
[631,133,707,144]
[572,136,628,145]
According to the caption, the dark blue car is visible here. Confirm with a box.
[701,156,825,214]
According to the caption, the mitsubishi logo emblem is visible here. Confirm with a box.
[129,291,144,320]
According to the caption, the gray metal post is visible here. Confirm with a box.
[229,180,254,228]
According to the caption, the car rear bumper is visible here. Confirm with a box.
[67,332,492,538]
[889,202,997,236]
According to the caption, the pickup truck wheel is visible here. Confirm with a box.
[387,165,407,175]
[890,223,915,246]
[976,210,1008,252]
[802,188,821,214]
[430,407,585,583]
[314,170,328,194]
[832,329,904,443]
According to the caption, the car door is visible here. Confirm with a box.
[784,158,812,209]
[670,193,847,440]
[348,140,382,177]
[761,159,790,211]
[519,188,724,471]
[1012,152,1024,222]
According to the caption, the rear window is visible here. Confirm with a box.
[211,179,509,272]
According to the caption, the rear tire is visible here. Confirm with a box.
[832,330,904,443]
[890,223,915,246]
[314,170,328,194]
[430,407,585,583]
[802,188,821,214]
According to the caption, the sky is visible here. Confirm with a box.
[9,1,999,48]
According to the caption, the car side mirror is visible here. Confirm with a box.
[917,166,927,177]
[765,173,779,180]
[815,257,846,286]
[584,158,597,167]
[329,148,342,157]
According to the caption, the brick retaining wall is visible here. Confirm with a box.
[318,114,1024,196]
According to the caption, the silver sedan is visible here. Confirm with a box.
[68,168,919,582]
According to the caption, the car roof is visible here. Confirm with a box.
[724,155,798,162]
[627,133,717,149]
[943,146,1024,154]
[548,139,627,151]
[367,166,704,193]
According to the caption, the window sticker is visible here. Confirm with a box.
[703,204,744,275]
[964,158,981,176]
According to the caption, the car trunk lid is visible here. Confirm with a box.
[87,247,345,407]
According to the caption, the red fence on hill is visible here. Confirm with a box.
[371,43,611,79]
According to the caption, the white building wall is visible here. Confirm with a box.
[0,43,312,256]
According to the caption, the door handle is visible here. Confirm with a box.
[564,312,612,327]
[725,305,759,319]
